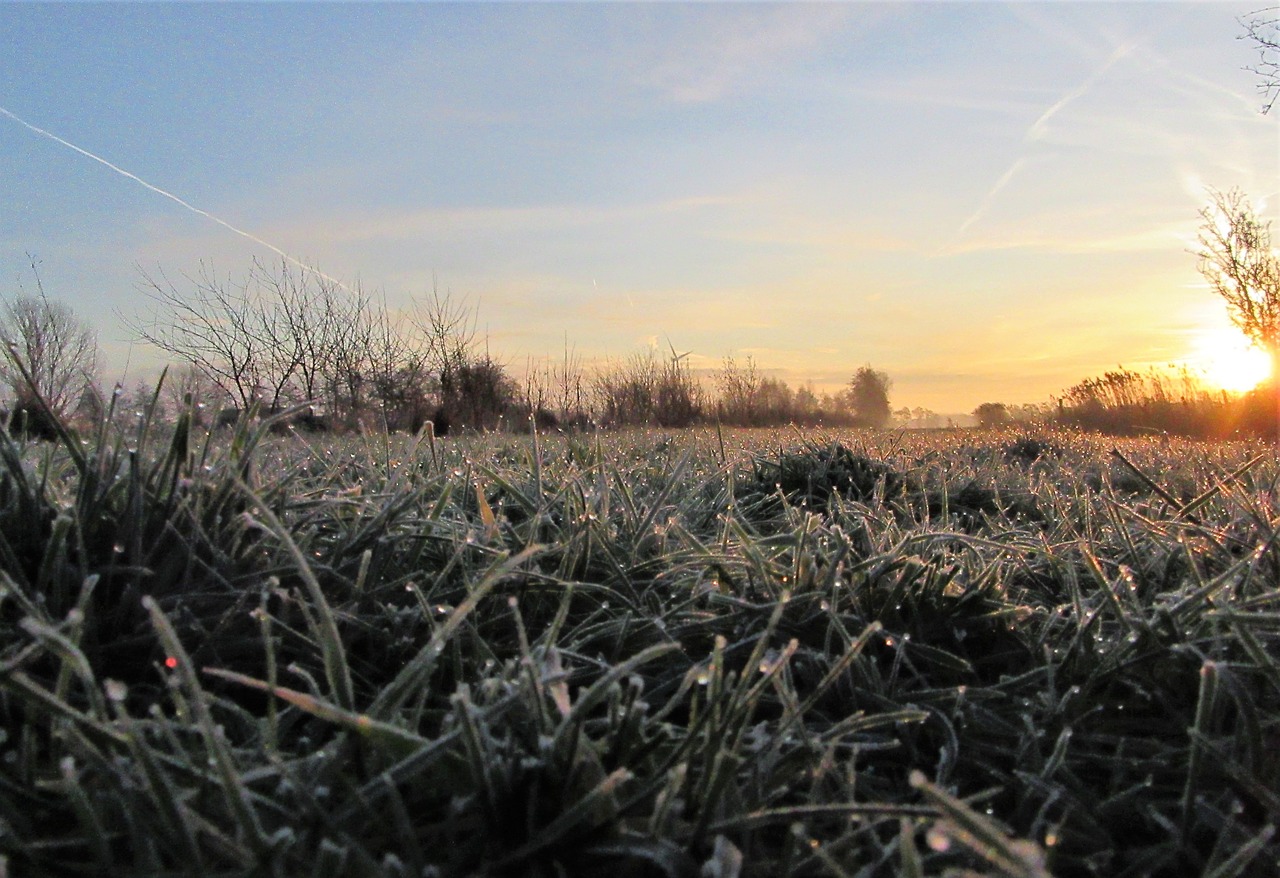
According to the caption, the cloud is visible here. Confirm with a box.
[274,194,751,247]
[624,5,862,104]
[938,220,1189,257]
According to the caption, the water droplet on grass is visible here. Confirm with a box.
[925,825,951,852]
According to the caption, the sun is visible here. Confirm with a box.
[1190,326,1273,393]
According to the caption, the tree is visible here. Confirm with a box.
[973,402,1011,428]
[131,258,430,429]
[1196,189,1280,358]
[1,265,99,418]
[131,262,277,410]
[1194,188,1280,434]
[717,354,762,425]
[845,365,892,428]
[1242,7,1280,113]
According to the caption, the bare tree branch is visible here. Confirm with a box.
[1194,188,1280,355]
[1241,7,1280,113]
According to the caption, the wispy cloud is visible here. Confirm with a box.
[939,220,1189,257]
[279,194,751,245]
[626,5,861,103]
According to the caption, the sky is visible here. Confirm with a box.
[1,2,1277,414]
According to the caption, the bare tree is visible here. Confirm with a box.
[1,262,99,417]
[717,354,762,425]
[593,351,660,427]
[131,258,384,421]
[1196,189,1280,366]
[365,297,433,432]
[1242,7,1280,113]
[131,263,267,409]
[552,340,590,426]
[412,288,521,431]
[413,286,479,387]
[164,363,232,424]
[1195,187,1280,434]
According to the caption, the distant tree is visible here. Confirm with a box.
[593,353,657,427]
[845,365,892,428]
[715,355,797,426]
[165,363,232,425]
[1,264,99,417]
[654,348,702,428]
[522,343,591,428]
[593,345,702,428]
[443,354,518,431]
[973,402,1011,428]
[1194,188,1280,435]
[717,355,762,425]
[1242,7,1280,113]
[131,261,281,410]
[1007,403,1047,423]
[793,382,820,423]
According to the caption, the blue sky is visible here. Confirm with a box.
[1,2,1276,412]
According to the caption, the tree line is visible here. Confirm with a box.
[4,182,1279,440]
[1,259,899,436]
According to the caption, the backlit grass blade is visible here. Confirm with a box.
[203,667,428,756]
[909,770,1051,878]
[235,476,354,713]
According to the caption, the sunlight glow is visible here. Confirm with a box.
[1191,326,1273,393]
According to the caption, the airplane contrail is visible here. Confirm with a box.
[0,103,355,292]
[957,157,1029,236]
[1027,41,1136,143]
[954,40,1138,239]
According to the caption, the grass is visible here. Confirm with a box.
[1,406,1278,877]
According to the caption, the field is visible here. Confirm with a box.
[1,413,1278,877]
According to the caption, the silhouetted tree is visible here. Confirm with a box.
[1,264,98,418]
[594,352,660,427]
[845,365,892,428]
[442,354,518,431]
[654,346,702,428]
[1242,7,1280,113]
[973,402,1011,428]
[1195,188,1280,436]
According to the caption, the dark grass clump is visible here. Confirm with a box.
[1,415,1278,877]
[743,441,909,518]
[1002,435,1065,466]
[3,398,63,441]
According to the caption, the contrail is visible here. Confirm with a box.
[1027,40,1136,143]
[957,157,1028,236]
[954,40,1138,239]
[0,103,355,292]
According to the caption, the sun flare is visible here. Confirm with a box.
[1191,327,1273,393]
